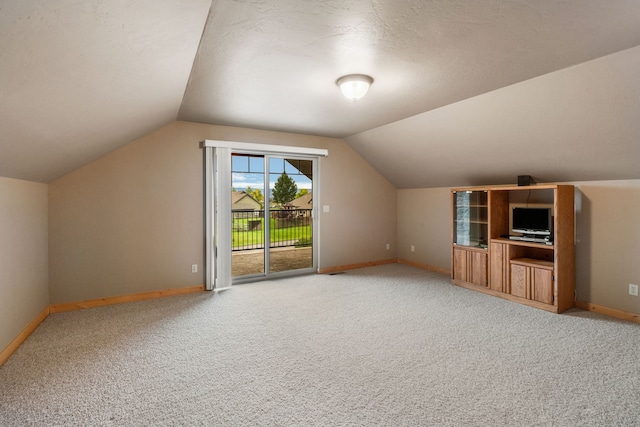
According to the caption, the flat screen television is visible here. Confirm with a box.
[512,207,552,236]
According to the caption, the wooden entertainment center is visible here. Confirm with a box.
[451,184,575,313]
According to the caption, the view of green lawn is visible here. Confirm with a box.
[232,217,311,249]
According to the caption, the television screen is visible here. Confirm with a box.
[512,207,551,235]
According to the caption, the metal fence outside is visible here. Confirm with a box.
[232,209,312,251]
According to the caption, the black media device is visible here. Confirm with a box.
[517,175,534,186]
[512,207,552,236]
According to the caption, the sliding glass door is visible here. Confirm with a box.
[231,154,266,277]
[230,154,316,282]
[267,157,313,275]
[203,140,326,291]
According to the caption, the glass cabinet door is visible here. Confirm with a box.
[453,190,488,248]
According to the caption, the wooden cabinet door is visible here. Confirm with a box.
[470,251,488,287]
[453,248,468,282]
[453,247,488,287]
[510,261,554,304]
[532,268,554,304]
[490,242,506,292]
[510,263,528,299]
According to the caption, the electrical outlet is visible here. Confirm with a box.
[629,284,639,297]
[386,243,390,250]
[411,245,415,252]
[191,264,198,273]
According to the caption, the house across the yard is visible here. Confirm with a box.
[232,191,262,211]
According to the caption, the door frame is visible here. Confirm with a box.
[202,140,328,291]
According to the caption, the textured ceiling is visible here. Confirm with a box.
[0,0,211,182]
[179,0,640,138]
[2,0,640,185]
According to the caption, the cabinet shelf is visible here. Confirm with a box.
[510,257,554,270]
[453,243,487,251]
[491,238,553,249]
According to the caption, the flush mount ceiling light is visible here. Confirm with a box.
[336,74,374,101]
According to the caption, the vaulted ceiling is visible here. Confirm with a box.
[2,0,640,186]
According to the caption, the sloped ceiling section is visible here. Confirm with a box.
[0,0,211,183]
[346,46,640,189]
[2,0,640,186]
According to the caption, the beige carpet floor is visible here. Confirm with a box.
[1,264,639,426]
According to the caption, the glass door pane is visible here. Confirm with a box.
[268,157,313,274]
[231,154,266,278]
[453,190,488,248]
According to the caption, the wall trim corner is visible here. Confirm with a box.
[0,306,50,367]
[1,285,205,367]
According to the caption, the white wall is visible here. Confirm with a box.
[0,177,49,351]
[397,180,640,315]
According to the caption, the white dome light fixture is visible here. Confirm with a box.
[336,74,374,101]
